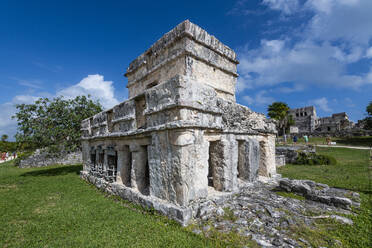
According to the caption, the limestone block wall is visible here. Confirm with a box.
[237,138,260,182]
[148,129,210,206]
[81,129,277,207]
[258,134,276,177]
[125,20,239,101]
[19,150,82,168]
[185,56,236,101]
[112,100,136,132]
[80,76,278,203]
[80,20,278,222]
[127,55,186,98]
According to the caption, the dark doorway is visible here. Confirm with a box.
[139,145,150,195]
[208,141,222,190]
[107,147,118,183]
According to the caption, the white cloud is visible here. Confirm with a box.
[243,90,275,106]
[236,76,253,92]
[0,102,17,139]
[57,74,119,109]
[276,83,305,93]
[12,95,40,104]
[237,0,372,93]
[306,0,372,45]
[306,0,334,14]
[309,97,332,112]
[262,0,300,15]
[366,47,372,58]
[238,39,372,90]
[0,95,40,140]
[261,39,286,54]
[0,74,119,140]
[9,77,44,89]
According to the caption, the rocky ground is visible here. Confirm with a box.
[190,178,360,247]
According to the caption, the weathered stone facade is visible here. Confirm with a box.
[80,20,277,225]
[289,106,354,135]
[316,112,354,133]
[19,149,82,168]
[289,106,317,133]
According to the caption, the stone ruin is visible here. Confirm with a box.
[289,106,355,135]
[80,20,277,225]
[289,106,318,133]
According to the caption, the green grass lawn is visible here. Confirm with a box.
[278,147,372,247]
[279,135,372,147]
[1,146,371,247]
[0,161,230,248]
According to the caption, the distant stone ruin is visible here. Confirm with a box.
[289,106,355,135]
[19,149,82,168]
[80,20,277,225]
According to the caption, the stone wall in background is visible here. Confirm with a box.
[19,149,82,168]
[275,155,286,167]
[275,146,316,165]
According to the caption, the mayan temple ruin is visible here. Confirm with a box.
[289,106,355,135]
[80,20,277,225]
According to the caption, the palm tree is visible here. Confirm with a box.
[267,102,294,142]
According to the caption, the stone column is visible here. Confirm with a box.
[81,140,90,171]
[258,135,276,177]
[96,148,100,175]
[210,135,238,192]
[116,145,130,186]
[103,147,108,178]
[238,139,260,182]
[130,144,149,195]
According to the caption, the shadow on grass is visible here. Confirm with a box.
[21,164,82,177]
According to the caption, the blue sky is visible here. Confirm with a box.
[1,0,372,140]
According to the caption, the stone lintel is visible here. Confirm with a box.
[81,121,224,141]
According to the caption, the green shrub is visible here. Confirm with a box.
[13,151,34,167]
[295,152,337,165]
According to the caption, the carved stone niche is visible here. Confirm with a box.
[97,145,104,177]
[90,147,96,173]
[135,95,146,129]
[106,146,118,183]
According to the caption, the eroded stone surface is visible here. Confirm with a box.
[190,179,360,247]
[80,20,277,225]
[278,178,359,210]
[19,149,82,168]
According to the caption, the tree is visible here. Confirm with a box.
[366,101,372,116]
[13,95,103,152]
[365,101,372,130]
[267,102,294,140]
[1,134,8,142]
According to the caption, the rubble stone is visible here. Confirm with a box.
[190,179,359,247]
[278,178,357,210]
[19,149,82,168]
